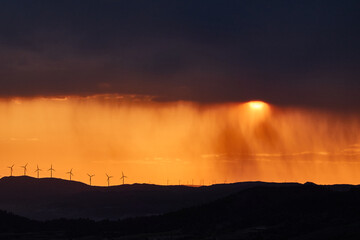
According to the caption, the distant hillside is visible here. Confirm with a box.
[96,182,360,239]
[0,176,276,220]
[154,182,360,237]
[1,182,360,239]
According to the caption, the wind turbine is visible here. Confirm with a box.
[87,173,95,186]
[48,164,55,178]
[7,164,14,177]
[106,173,113,187]
[66,169,73,181]
[21,163,28,176]
[120,171,127,185]
[35,165,42,178]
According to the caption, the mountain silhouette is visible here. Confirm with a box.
[1,181,360,239]
[0,176,275,220]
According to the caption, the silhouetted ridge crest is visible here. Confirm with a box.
[1,182,360,238]
[0,177,274,220]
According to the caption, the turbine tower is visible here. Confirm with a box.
[66,169,73,181]
[120,171,127,185]
[35,165,42,178]
[87,173,95,186]
[106,173,113,187]
[7,164,14,177]
[20,163,28,176]
[48,164,55,178]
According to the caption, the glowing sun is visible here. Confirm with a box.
[248,101,267,110]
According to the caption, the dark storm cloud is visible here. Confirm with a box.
[1,0,360,109]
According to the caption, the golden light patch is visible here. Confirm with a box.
[247,101,267,110]
[0,95,359,185]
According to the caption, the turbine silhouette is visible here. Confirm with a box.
[120,171,127,185]
[20,163,28,176]
[66,169,73,181]
[87,173,95,186]
[7,164,14,177]
[48,164,55,178]
[106,173,113,187]
[35,165,42,178]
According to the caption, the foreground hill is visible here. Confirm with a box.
[1,182,360,239]
[0,176,276,220]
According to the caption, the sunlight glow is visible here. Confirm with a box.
[0,95,360,185]
[247,101,267,110]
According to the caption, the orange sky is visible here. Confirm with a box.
[0,95,360,186]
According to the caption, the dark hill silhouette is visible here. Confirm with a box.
[0,176,277,220]
[135,182,360,239]
[1,182,360,239]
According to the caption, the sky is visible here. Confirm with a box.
[1,0,360,109]
[1,97,360,185]
[1,1,360,185]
